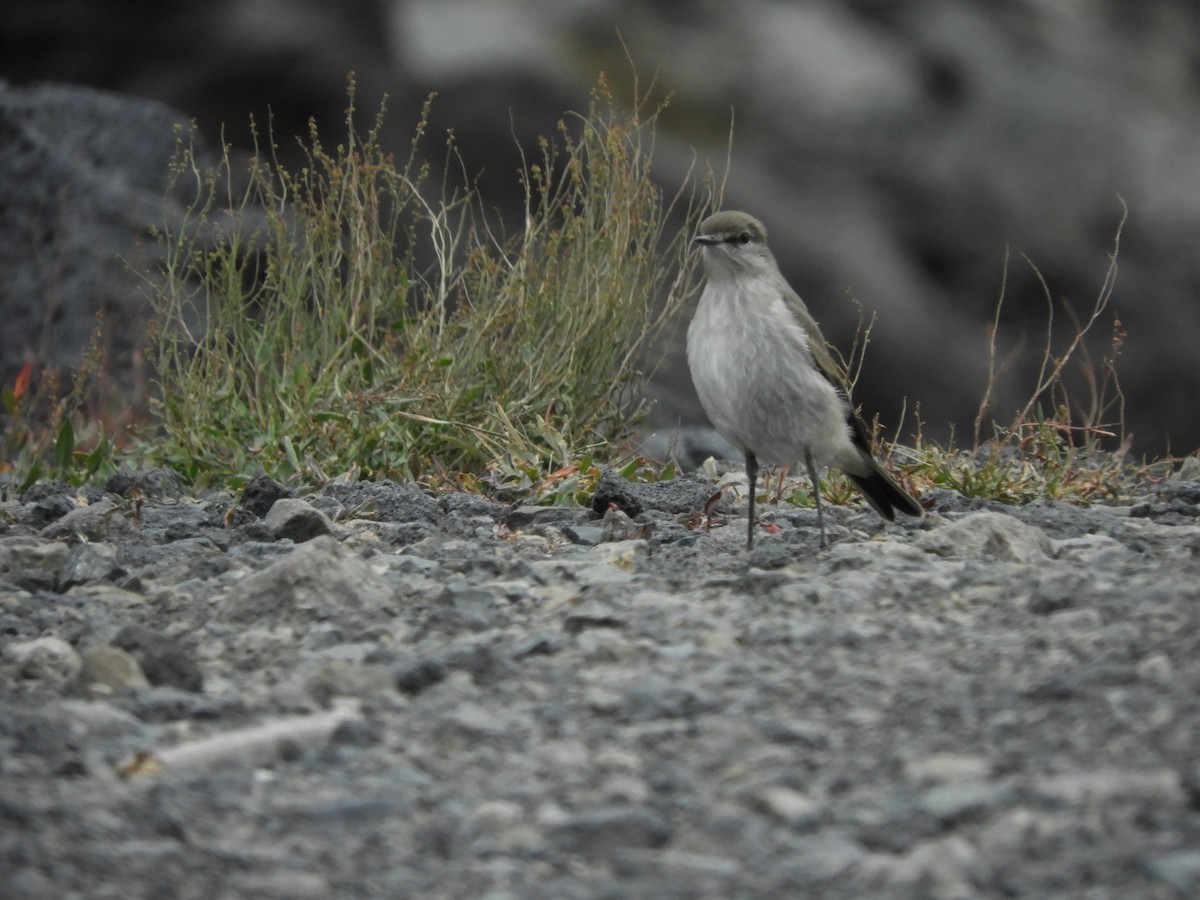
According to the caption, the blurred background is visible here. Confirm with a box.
[3,0,1199,460]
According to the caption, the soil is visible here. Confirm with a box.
[2,471,1200,899]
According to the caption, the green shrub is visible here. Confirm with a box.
[142,74,710,488]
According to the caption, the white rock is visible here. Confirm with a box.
[917,511,1053,562]
[5,635,82,683]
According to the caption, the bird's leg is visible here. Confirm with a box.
[745,450,758,550]
[805,450,827,548]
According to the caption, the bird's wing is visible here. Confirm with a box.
[778,279,885,459]
[778,280,852,395]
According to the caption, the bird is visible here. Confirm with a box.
[686,210,922,549]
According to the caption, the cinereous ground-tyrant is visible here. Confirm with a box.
[687,210,922,549]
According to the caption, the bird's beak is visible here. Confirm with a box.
[694,234,718,245]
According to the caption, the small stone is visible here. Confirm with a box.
[57,699,147,740]
[436,702,513,739]
[561,523,606,546]
[330,717,381,748]
[918,781,1014,823]
[1136,652,1173,686]
[0,537,71,590]
[1051,533,1129,564]
[613,849,742,879]
[6,635,83,683]
[511,632,566,659]
[752,786,822,826]
[227,873,330,899]
[977,807,1057,857]
[1032,768,1185,807]
[58,541,122,588]
[215,535,392,624]
[112,624,204,692]
[905,753,992,784]
[1145,850,1200,893]
[888,834,987,898]
[40,497,121,542]
[917,511,1053,562]
[78,646,151,696]
[1044,606,1104,631]
[772,835,866,886]
[548,805,672,854]
[1173,457,1200,482]
[25,492,78,528]
[264,498,333,542]
[240,474,294,517]
[459,799,524,840]
[105,467,186,500]
[121,686,243,723]
[589,469,645,517]
[586,540,647,572]
[755,716,832,749]
[5,867,59,900]
[394,657,448,696]
[505,505,591,531]
[615,676,713,723]
[322,480,442,524]
[1021,672,1082,701]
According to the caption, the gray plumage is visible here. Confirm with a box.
[687,210,922,548]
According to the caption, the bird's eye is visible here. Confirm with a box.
[733,232,751,246]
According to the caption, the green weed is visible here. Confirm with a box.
[140,73,710,489]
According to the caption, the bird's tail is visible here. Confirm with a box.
[843,414,923,521]
[846,461,923,521]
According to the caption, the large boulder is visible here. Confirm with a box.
[0,81,202,404]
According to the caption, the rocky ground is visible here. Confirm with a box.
[3,469,1200,899]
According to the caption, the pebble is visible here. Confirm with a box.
[264,498,333,542]
[916,510,1054,562]
[77,646,151,696]
[547,805,672,854]
[5,635,83,683]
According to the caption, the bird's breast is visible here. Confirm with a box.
[687,284,850,464]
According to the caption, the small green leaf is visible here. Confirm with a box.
[313,411,352,424]
[54,420,75,470]
[282,435,301,473]
[20,460,43,492]
[85,436,111,477]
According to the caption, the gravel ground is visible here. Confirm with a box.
[2,469,1200,899]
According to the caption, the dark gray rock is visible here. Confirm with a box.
[505,505,592,531]
[916,510,1054,562]
[0,80,212,405]
[4,635,81,684]
[239,474,294,518]
[590,468,726,520]
[105,468,187,500]
[58,542,122,589]
[1146,850,1200,893]
[215,534,392,624]
[263,498,333,543]
[111,624,203,692]
[548,806,673,855]
[323,480,442,525]
[77,645,150,696]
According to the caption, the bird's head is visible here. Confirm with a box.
[693,210,776,279]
